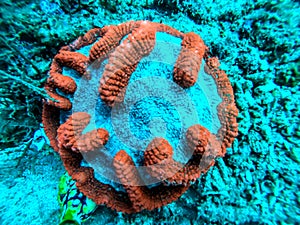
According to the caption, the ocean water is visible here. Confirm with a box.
[0,0,299,225]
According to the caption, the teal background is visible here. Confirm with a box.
[0,0,299,224]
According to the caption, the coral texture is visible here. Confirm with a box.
[42,20,238,213]
[99,22,156,106]
[57,112,109,153]
[173,32,207,88]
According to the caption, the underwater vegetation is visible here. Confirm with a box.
[0,0,299,224]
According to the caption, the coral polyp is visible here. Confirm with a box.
[42,20,238,213]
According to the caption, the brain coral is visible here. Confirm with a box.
[42,20,238,213]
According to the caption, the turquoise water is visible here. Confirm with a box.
[0,0,299,225]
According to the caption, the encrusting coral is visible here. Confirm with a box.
[99,22,156,106]
[42,20,238,213]
[57,112,109,153]
[174,32,206,88]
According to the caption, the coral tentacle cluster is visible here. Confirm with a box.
[42,20,238,213]
[174,32,206,88]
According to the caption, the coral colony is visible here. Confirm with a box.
[42,21,238,213]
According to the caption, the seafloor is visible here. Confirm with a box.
[0,0,299,224]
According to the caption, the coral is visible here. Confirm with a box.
[143,125,224,186]
[2,0,299,224]
[99,22,156,106]
[173,32,207,88]
[144,137,196,186]
[113,149,190,212]
[89,21,141,61]
[57,112,109,153]
[66,28,103,51]
[42,20,238,213]
[204,56,239,154]
[54,50,89,77]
